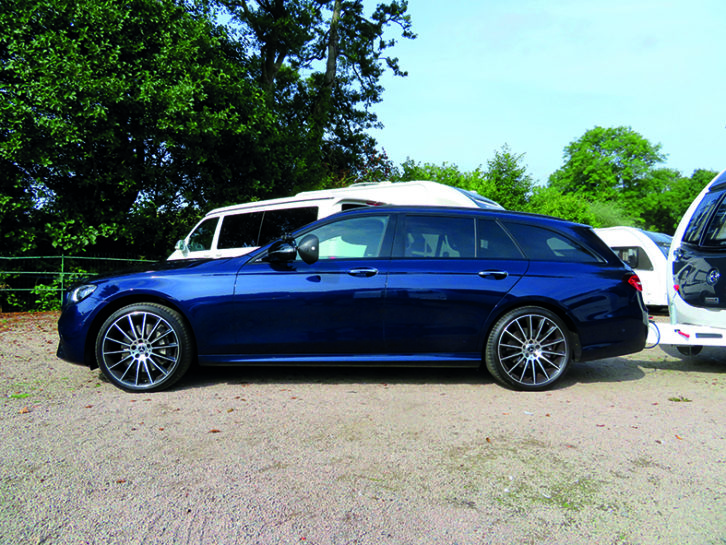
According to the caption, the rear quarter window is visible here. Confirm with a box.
[504,222,600,263]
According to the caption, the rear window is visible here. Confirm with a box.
[701,196,726,247]
[477,219,523,259]
[504,223,600,263]
[683,190,724,245]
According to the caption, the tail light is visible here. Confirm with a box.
[625,273,643,292]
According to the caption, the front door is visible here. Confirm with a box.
[232,214,394,359]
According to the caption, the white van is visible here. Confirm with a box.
[594,226,672,308]
[169,180,503,260]
[667,169,726,328]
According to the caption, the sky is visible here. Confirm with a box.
[370,0,726,184]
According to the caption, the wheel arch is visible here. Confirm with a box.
[83,294,196,369]
[482,298,583,361]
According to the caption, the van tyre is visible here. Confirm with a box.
[485,306,571,391]
[95,303,194,392]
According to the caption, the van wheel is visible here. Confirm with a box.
[95,303,193,392]
[485,307,571,391]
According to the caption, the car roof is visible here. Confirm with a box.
[326,205,589,228]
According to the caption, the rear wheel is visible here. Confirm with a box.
[95,303,194,392]
[485,306,571,391]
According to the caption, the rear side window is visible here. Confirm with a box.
[611,246,654,271]
[259,207,318,246]
[477,219,523,259]
[188,217,219,252]
[684,190,724,245]
[218,212,263,249]
[504,223,599,263]
[399,216,475,258]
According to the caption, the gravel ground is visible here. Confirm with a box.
[1,311,725,545]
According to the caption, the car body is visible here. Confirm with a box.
[594,226,672,308]
[58,206,648,392]
[668,169,726,327]
[168,180,503,260]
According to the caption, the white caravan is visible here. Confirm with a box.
[169,180,503,260]
[594,226,671,308]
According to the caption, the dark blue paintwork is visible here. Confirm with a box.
[57,206,648,376]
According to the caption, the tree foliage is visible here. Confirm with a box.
[1,0,414,259]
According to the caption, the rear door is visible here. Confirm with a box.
[673,183,726,309]
[384,213,527,359]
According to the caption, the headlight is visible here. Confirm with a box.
[69,284,97,304]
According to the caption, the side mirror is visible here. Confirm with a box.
[268,239,297,263]
[175,239,189,256]
[297,234,319,265]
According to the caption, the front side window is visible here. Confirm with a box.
[187,218,218,252]
[504,223,599,263]
[218,212,263,249]
[296,216,390,260]
[399,215,475,259]
[259,207,319,246]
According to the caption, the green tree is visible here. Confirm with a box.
[639,168,717,234]
[526,186,597,225]
[1,0,274,256]
[549,126,666,207]
[482,144,534,210]
[219,0,415,191]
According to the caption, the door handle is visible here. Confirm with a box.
[348,267,378,278]
[478,270,508,280]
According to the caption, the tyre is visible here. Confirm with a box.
[95,303,194,392]
[485,306,571,391]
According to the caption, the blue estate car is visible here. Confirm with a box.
[57,207,648,392]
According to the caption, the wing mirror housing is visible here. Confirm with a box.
[267,239,298,263]
[297,234,319,265]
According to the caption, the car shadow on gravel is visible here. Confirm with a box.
[164,350,725,392]
[173,364,492,391]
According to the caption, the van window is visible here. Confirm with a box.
[188,218,218,252]
[259,207,319,246]
[504,223,599,263]
[702,196,726,247]
[218,212,263,249]
[611,247,654,271]
[684,190,724,245]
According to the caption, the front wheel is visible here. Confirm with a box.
[95,303,194,392]
[485,307,571,391]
